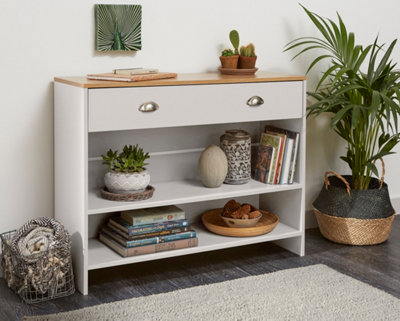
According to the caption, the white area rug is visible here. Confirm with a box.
[24,264,400,321]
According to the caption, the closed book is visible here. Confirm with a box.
[99,232,198,257]
[264,126,300,184]
[252,144,275,184]
[279,138,294,184]
[265,131,286,183]
[109,216,189,236]
[113,68,159,75]
[260,133,282,184]
[86,72,177,82]
[121,205,185,226]
[101,226,196,248]
[289,132,300,184]
[107,223,188,240]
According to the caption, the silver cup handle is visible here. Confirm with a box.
[246,96,264,107]
[139,101,159,112]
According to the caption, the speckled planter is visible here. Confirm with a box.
[104,170,150,194]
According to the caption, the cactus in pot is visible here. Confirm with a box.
[239,43,257,69]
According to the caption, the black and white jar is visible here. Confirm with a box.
[220,129,251,184]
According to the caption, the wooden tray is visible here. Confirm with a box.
[100,185,155,201]
[201,208,279,237]
[218,67,258,75]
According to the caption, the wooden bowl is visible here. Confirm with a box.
[220,213,262,228]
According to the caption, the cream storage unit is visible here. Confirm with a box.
[54,72,306,295]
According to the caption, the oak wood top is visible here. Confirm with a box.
[54,71,306,88]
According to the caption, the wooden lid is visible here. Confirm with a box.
[54,71,306,88]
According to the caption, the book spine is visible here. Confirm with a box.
[109,218,189,236]
[121,211,186,226]
[107,223,188,240]
[279,138,294,184]
[128,237,198,256]
[99,233,198,257]
[102,227,158,247]
[159,230,196,243]
[288,133,300,184]
[274,136,287,184]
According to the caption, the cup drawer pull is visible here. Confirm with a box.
[139,101,159,112]
[246,96,264,107]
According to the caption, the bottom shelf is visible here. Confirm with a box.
[88,222,302,270]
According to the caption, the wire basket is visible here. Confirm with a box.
[1,230,75,304]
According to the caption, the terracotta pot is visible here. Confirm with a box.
[238,56,257,69]
[219,55,239,69]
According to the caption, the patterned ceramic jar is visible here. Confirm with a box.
[104,170,150,194]
[220,129,251,184]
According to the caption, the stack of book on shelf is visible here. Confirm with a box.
[252,126,300,185]
[99,205,198,257]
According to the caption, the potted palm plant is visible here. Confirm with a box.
[285,6,400,245]
[102,144,150,194]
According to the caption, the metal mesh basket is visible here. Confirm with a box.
[1,230,75,304]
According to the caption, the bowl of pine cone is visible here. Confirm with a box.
[220,199,262,228]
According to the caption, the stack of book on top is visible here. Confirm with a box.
[99,205,198,257]
[252,126,300,185]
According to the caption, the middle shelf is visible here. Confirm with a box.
[88,179,303,215]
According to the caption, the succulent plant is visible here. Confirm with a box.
[221,49,235,56]
[229,30,240,55]
[102,144,150,173]
[240,43,256,57]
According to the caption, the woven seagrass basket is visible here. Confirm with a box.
[313,160,395,245]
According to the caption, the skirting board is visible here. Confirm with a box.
[1,196,400,279]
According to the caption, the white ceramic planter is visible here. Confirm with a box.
[104,170,150,194]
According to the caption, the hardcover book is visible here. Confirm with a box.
[101,226,196,248]
[121,205,185,226]
[265,130,286,183]
[264,126,300,184]
[107,223,188,241]
[260,133,282,184]
[99,233,198,257]
[109,216,189,236]
[86,72,177,82]
[252,144,275,184]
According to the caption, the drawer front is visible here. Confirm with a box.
[88,81,303,132]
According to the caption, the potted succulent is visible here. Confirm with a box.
[285,6,400,245]
[238,43,257,69]
[102,144,150,194]
[219,30,240,69]
[220,49,239,69]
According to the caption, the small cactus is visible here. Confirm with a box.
[229,30,240,55]
[240,43,256,57]
[221,48,235,56]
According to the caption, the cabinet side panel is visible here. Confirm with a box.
[54,83,88,294]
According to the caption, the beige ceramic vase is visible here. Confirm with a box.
[198,144,228,188]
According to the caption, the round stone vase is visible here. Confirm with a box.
[198,144,228,188]
[220,130,251,184]
[104,170,150,194]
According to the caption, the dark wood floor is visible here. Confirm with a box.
[1,217,400,321]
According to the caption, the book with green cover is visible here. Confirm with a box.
[101,226,196,248]
[109,216,189,236]
[121,205,185,226]
[107,223,188,240]
[260,133,282,184]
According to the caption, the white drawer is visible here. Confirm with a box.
[88,81,303,132]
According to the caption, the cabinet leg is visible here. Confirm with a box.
[274,235,305,256]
